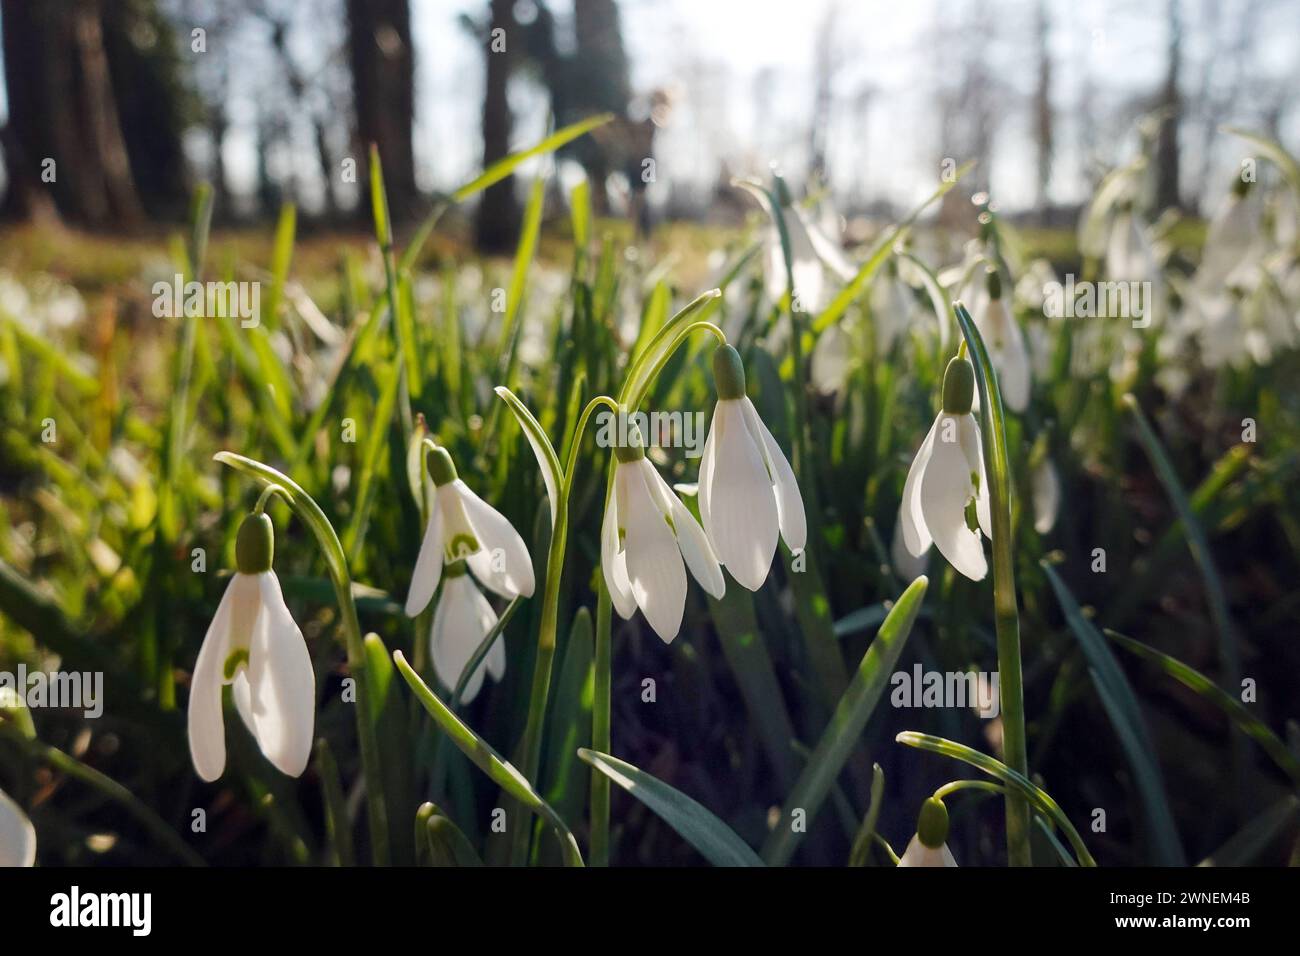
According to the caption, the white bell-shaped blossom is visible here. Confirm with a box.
[699,345,807,591]
[189,512,315,781]
[971,269,1030,414]
[1196,179,1261,293]
[762,186,855,315]
[602,425,725,643]
[429,563,506,703]
[406,447,535,617]
[900,356,992,582]
[0,787,36,867]
[1031,457,1061,535]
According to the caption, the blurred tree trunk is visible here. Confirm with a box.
[476,0,519,252]
[1154,0,1183,211]
[1033,0,1054,214]
[347,0,417,220]
[1,0,145,226]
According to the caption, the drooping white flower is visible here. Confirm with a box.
[406,447,534,617]
[897,798,958,867]
[900,356,991,582]
[811,319,854,394]
[699,345,807,591]
[429,562,505,704]
[0,787,36,867]
[189,512,315,781]
[971,268,1030,414]
[1031,457,1061,535]
[1196,178,1261,293]
[761,184,855,315]
[602,425,725,643]
[1106,206,1157,282]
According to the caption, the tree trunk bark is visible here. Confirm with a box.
[347,0,417,220]
[476,0,519,252]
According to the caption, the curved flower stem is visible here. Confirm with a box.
[934,779,1008,801]
[507,394,618,865]
[951,302,1032,867]
[590,580,613,866]
[214,452,391,866]
[620,320,727,414]
[252,483,288,515]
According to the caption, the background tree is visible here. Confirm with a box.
[1,0,191,226]
[347,0,417,221]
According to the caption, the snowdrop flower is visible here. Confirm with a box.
[189,511,315,781]
[602,423,724,642]
[1196,178,1260,293]
[429,561,505,703]
[972,269,1030,414]
[699,345,807,590]
[811,319,854,394]
[899,355,991,582]
[0,787,35,867]
[405,446,534,617]
[897,797,958,867]
[1106,204,1158,282]
[762,180,856,315]
[1031,457,1061,535]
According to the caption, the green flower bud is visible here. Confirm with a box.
[712,344,747,400]
[236,512,275,575]
[614,421,647,464]
[428,447,458,486]
[941,357,975,416]
[917,797,950,849]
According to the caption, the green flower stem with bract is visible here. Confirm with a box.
[951,302,1033,867]
[213,451,391,866]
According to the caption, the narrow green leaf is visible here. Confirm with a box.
[451,113,614,203]
[493,386,562,526]
[761,575,929,865]
[848,763,886,866]
[1123,394,1240,688]
[393,650,584,866]
[578,749,764,867]
[1041,561,1185,865]
[1106,630,1300,785]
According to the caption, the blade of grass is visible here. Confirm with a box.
[1106,630,1300,785]
[1041,561,1185,865]
[393,651,584,866]
[761,575,928,865]
[579,749,764,866]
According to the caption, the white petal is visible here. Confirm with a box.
[921,415,988,581]
[960,414,992,539]
[900,418,939,557]
[623,463,687,642]
[187,575,243,782]
[703,400,779,591]
[405,484,445,617]
[897,834,958,867]
[246,573,316,778]
[455,480,535,599]
[1032,458,1061,534]
[430,576,498,704]
[796,205,856,281]
[602,468,638,619]
[811,322,852,393]
[891,509,930,581]
[696,419,717,542]
[0,788,36,867]
[641,460,725,600]
[742,397,806,552]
